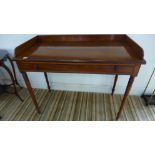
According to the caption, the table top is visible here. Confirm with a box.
[29,46,136,63]
[15,35,146,64]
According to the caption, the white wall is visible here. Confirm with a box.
[0,34,155,96]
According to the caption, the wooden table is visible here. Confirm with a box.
[14,35,146,120]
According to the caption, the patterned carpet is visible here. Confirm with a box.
[0,88,155,121]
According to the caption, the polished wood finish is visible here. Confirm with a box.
[21,72,41,114]
[14,35,146,120]
[116,76,135,120]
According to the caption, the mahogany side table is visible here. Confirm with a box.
[14,35,146,120]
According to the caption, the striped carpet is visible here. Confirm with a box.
[0,88,155,121]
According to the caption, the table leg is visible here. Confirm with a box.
[116,76,135,120]
[2,63,23,102]
[44,72,51,92]
[21,72,41,114]
[111,74,118,95]
[7,56,22,88]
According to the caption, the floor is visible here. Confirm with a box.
[0,88,155,121]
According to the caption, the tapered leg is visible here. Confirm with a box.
[116,76,135,120]
[21,72,41,114]
[44,72,51,91]
[2,64,23,102]
[111,74,118,95]
[7,56,22,88]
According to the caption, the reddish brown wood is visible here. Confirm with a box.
[15,35,146,64]
[21,72,41,114]
[44,72,51,91]
[14,35,146,120]
[111,74,118,95]
[116,76,135,120]
[17,62,136,75]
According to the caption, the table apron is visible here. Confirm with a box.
[17,62,140,76]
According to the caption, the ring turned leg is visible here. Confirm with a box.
[111,74,118,95]
[44,72,51,92]
[7,56,22,88]
[21,72,41,114]
[2,63,23,102]
[116,76,135,120]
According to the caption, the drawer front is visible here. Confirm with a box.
[17,62,134,75]
[117,66,134,74]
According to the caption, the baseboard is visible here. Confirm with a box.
[0,78,143,96]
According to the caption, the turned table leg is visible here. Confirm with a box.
[116,76,135,120]
[21,72,41,114]
[111,74,118,95]
[44,72,51,92]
